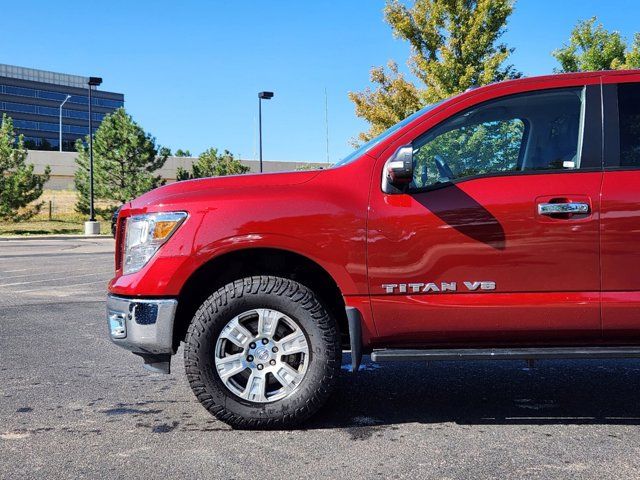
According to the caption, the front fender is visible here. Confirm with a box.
[191,231,364,296]
[110,162,369,298]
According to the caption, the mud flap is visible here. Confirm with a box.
[346,307,363,373]
[135,353,171,374]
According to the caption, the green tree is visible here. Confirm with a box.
[175,166,191,181]
[176,148,249,181]
[349,0,518,143]
[0,114,50,221]
[174,149,192,157]
[74,108,168,217]
[553,18,640,72]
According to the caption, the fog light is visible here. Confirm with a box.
[108,311,127,339]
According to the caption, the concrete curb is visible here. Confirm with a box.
[0,234,113,241]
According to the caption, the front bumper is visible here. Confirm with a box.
[107,294,178,355]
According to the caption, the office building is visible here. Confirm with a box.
[0,64,124,150]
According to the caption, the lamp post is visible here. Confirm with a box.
[59,95,71,152]
[258,91,274,173]
[84,76,102,236]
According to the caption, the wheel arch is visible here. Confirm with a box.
[172,247,349,351]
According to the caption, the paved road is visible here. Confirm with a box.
[2,238,640,479]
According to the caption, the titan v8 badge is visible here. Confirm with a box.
[381,281,496,294]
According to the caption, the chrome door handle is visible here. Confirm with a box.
[537,202,590,215]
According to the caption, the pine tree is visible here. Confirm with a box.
[0,114,50,221]
[74,108,168,217]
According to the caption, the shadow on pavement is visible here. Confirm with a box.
[307,354,640,430]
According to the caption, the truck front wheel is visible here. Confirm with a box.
[184,276,341,429]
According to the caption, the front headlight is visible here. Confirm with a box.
[123,212,187,275]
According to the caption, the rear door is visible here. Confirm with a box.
[367,85,603,346]
[601,77,640,339]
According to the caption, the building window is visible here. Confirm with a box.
[3,102,37,114]
[5,85,36,97]
[2,101,108,122]
[1,84,124,109]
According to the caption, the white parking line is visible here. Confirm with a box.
[0,265,112,280]
[0,271,112,288]
[0,268,30,273]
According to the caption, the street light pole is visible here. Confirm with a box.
[258,91,274,173]
[59,95,71,152]
[84,76,102,235]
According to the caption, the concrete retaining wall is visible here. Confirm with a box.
[26,150,330,190]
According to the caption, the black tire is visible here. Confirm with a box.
[184,275,341,429]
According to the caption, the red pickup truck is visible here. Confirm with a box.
[108,70,640,428]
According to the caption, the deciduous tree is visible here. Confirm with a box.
[553,18,640,72]
[349,0,518,143]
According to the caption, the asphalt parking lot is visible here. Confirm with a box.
[2,238,640,479]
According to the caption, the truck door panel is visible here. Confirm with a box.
[367,86,603,346]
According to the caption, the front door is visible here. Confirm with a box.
[367,86,603,346]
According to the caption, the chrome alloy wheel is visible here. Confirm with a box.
[214,308,310,403]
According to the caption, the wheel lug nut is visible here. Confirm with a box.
[272,347,278,353]
[262,338,269,345]
[257,364,264,370]
[269,360,276,366]
[249,342,256,349]
[247,355,253,362]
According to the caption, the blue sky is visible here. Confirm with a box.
[3,0,639,163]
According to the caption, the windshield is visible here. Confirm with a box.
[333,102,442,167]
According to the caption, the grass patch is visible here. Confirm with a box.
[0,190,114,236]
[0,213,110,236]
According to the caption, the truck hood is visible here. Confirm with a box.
[129,169,323,209]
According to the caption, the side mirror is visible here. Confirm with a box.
[382,145,413,193]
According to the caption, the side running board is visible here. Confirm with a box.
[371,346,640,362]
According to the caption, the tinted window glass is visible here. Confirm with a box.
[4,102,36,114]
[5,85,36,97]
[13,120,38,130]
[619,83,640,167]
[37,90,67,101]
[411,88,584,189]
[38,106,59,116]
